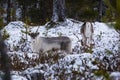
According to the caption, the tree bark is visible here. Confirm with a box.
[21,2,26,22]
[0,33,11,80]
[7,0,11,24]
[40,0,46,24]
[52,0,66,22]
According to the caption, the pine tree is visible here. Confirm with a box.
[103,0,115,21]
[66,0,98,21]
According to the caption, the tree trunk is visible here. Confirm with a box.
[40,0,46,24]
[0,33,11,80]
[11,0,16,21]
[97,0,103,22]
[52,0,66,22]
[7,0,11,24]
[21,2,26,22]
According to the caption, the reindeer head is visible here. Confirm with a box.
[29,32,39,39]
[28,26,40,39]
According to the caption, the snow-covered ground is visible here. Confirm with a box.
[1,19,120,80]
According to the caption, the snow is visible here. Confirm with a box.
[0,19,120,80]
[93,22,119,53]
[110,72,120,80]
[2,21,26,51]
[110,72,120,77]
[12,75,27,80]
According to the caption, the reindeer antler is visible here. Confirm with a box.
[35,26,40,33]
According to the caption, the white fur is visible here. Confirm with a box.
[31,35,71,53]
[81,22,94,47]
[85,22,93,46]
[31,35,40,53]
[85,22,92,38]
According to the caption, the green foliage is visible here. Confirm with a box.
[0,7,5,15]
[115,0,120,31]
[0,18,4,30]
[80,8,98,21]
[11,8,16,21]
[17,0,52,25]
[17,0,37,6]
[115,19,120,30]
[21,24,31,41]
[117,0,120,10]
[2,0,110,24]
[21,30,29,35]
[94,69,111,80]
[21,24,30,35]
[57,32,63,37]
[102,8,115,22]
[28,8,45,25]
[84,48,93,53]
[2,29,10,40]
[103,0,116,21]
[105,49,113,54]
[93,58,111,80]
[66,0,98,21]
[104,0,120,31]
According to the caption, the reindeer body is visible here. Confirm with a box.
[30,33,72,53]
[81,22,94,48]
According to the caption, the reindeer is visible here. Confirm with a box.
[80,22,94,49]
[28,27,72,53]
